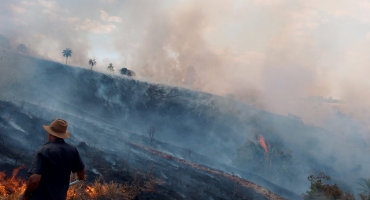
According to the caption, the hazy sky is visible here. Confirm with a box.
[2,0,370,129]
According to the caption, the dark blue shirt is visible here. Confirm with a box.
[28,138,85,200]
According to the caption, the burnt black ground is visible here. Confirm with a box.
[0,100,296,200]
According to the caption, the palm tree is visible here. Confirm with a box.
[62,48,72,64]
[107,63,114,72]
[88,59,96,70]
[359,178,370,194]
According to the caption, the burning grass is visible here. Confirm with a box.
[0,165,26,200]
[67,174,155,200]
[67,179,141,200]
[0,165,158,200]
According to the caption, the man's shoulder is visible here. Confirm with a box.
[64,142,79,151]
[39,141,78,153]
[38,143,52,152]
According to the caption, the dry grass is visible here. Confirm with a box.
[0,168,158,200]
[67,173,157,200]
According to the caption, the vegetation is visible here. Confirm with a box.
[359,178,370,200]
[67,175,156,200]
[88,59,96,70]
[107,63,114,72]
[16,44,28,54]
[0,167,157,200]
[359,178,370,194]
[360,193,370,200]
[232,140,293,180]
[62,48,72,64]
[302,173,355,200]
[301,173,370,200]
[120,68,136,77]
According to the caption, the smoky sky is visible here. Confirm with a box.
[2,0,370,138]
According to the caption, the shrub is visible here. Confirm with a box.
[302,173,355,200]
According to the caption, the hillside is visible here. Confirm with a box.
[1,51,369,198]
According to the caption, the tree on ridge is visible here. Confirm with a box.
[120,68,136,77]
[107,63,114,72]
[88,59,96,70]
[62,48,72,64]
[17,44,28,54]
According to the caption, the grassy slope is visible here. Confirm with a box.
[1,51,368,195]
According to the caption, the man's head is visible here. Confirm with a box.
[43,119,70,140]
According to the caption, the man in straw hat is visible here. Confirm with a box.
[20,119,85,200]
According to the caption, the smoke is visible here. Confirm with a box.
[107,0,370,131]
[3,0,370,195]
[2,0,370,119]
[112,0,264,98]
[2,0,360,121]
[0,0,92,65]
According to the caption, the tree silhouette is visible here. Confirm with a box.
[120,68,136,77]
[88,59,96,70]
[62,48,72,64]
[302,173,355,200]
[107,63,114,72]
[17,44,28,54]
[359,178,370,200]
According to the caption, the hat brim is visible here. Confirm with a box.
[43,125,70,138]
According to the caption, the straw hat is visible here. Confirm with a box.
[43,119,70,138]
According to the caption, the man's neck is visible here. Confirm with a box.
[48,137,63,142]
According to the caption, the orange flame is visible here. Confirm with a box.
[67,187,77,199]
[85,186,97,198]
[259,135,268,154]
[85,185,106,198]
[0,165,81,199]
[0,164,26,197]
[0,166,114,199]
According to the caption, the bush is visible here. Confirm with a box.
[231,140,293,177]
[120,68,136,77]
[16,44,28,54]
[302,173,355,200]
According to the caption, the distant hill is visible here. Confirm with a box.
[1,51,369,196]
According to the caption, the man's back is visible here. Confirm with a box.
[28,138,84,200]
